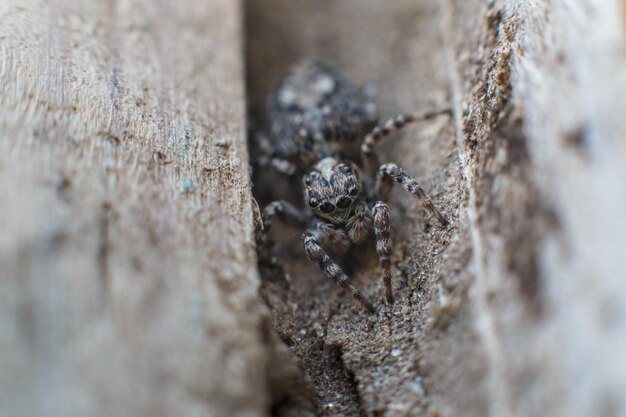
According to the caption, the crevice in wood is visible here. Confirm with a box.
[97,201,113,309]
[245,1,466,416]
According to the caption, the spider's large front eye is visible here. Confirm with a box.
[308,198,318,208]
[349,187,359,196]
[319,201,335,213]
[337,197,351,209]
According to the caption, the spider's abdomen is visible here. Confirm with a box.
[267,61,376,170]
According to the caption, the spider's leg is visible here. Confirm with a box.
[377,163,449,227]
[256,155,298,176]
[302,229,375,314]
[256,200,310,261]
[372,201,394,303]
[361,109,452,176]
[252,129,298,176]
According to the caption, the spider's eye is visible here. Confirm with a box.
[349,187,359,196]
[308,198,318,208]
[337,197,351,209]
[305,176,313,186]
[319,201,335,213]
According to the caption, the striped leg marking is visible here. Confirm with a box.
[302,231,375,314]
[257,155,297,176]
[251,128,298,176]
[361,109,452,175]
[373,201,394,303]
[256,200,309,252]
[378,163,449,227]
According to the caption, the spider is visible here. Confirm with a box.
[255,61,451,314]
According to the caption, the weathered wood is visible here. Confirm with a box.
[246,1,626,416]
[449,1,626,416]
[0,1,307,416]
[4,0,626,416]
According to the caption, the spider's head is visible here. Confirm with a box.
[303,157,362,224]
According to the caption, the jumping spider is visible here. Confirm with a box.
[255,61,450,313]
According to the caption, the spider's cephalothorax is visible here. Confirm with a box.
[256,61,451,314]
[304,158,362,226]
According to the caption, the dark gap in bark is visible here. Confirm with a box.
[244,1,465,415]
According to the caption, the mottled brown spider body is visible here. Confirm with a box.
[261,61,376,173]
[256,61,451,313]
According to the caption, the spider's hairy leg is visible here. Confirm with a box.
[361,109,452,175]
[377,163,449,227]
[251,128,298,176]
[256,155,298,176]
[373,201,394,303]
[256,200,310,260]
[302,230,376,314]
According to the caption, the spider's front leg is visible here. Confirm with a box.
[256,200,311,262]
[302,228,376,314]
[360,109,452,176]
[377,163,449,227]
[251,128,298,176]
[256,155,298,176]
[372,201,394,303]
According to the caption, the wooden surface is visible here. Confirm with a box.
[2,0,626,416]
[0,1,295,416]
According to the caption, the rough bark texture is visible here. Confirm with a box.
[0,1,309,417]
[3,0,626,417]
[246,1,626,417]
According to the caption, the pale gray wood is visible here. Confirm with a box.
[0,1,307,417]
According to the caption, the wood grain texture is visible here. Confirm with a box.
[463,1,626,416]
[0,1,292,416]
[3,0,626,416]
